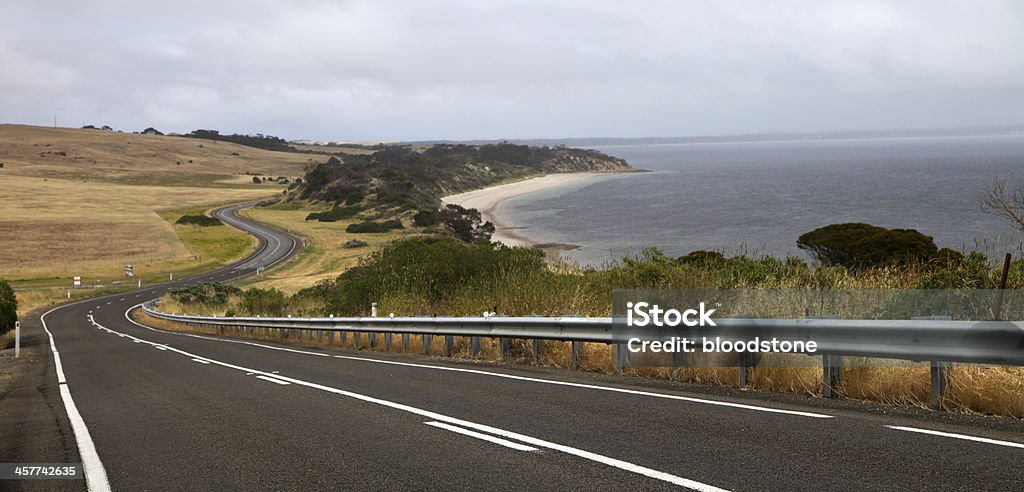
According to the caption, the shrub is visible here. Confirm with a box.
[346,220,404,233]
[321,237,545,314]
[175,215,222,227]
[343,239,369,249]
[413,209,439,227]
[0,280,16,335]
[797,223,939,268]
[305,205,364,222]
[170,282,240,305]
[252,176,262,184]
[240,288,288,316]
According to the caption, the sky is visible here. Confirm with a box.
[1,0,1023,141]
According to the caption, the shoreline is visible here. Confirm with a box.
[441,172,621,252]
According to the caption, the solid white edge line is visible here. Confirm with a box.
[256,375,291,385]
[40,304,112,492]
[424,421,538,452]
[116,305,726,491]
[191,358,211,364]
[885,425,1024,449]
[126,306,830,419]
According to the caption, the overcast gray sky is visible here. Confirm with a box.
[1,0,1022,141]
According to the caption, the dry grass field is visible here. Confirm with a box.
[0,124,315,184]
[0,125,311,286]
[238,207,413,293]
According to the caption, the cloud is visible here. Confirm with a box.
[1,0,1022,140]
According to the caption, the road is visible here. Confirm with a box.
[4,203,1024,491]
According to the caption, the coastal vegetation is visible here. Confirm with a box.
[289,143,631,213]
[796,223,961,268]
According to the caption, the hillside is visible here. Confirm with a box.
[291,143,633,212]
[0,124,315,186]
[0,124,307,284]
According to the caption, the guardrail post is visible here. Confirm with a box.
[533,340,542,363]
[806,316,842,397]
[328,330,335,344]
[912,316,953,410]
[471,337,481,357]
[500,338,510,360]
[423,334,432,355]
[570,341,581,370]
[738,353,754,387]
[822,354,843,398]
[384,333,392,352]
[671,350,685,379]
[402,333,410,352]
[369,331,377,349]
[930,361,952,410]
[613,343,628,374]
[444,336,454,357]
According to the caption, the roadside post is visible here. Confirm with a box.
[14,321,20,358]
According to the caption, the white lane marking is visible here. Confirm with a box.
[114,307,725,490]
[155,346,168,351]
[40,305,112,492]
[119,298,125,301]
[425,421,538,452]
[256,375,291,385]
[125,310,829,419]
[191,358,211,364]
[886,426,1024,449]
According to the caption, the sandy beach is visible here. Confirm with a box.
[441,172,615,248]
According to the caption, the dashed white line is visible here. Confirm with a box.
[124,309,828,419]
[114,305,726,490]
[256,375,291,385]
[425,421,539,452]
[885,426,1024,449]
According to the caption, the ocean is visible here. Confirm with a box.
[495,135,1024,266]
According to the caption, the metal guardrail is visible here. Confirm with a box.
[141,303,1024,409]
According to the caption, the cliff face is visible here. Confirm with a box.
[291,143,633,213]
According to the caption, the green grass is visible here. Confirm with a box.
[157,207,257,268]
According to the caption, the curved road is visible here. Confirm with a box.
[6,203,1024,491]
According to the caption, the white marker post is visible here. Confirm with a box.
[14,321,20,358]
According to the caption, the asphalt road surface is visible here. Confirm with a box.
[4,203,1024,491]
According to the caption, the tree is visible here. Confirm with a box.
[0,280,15,335]
[436,204,495,243]
[797,223,939,268]
[981,176,1024,231]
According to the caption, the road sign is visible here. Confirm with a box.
[125,264,134,278]
[73,276,81,287]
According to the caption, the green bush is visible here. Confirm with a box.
[240,288,288,316]
[175,215,222,227]
[797,223,939,268]
[345,220,404,233]
[170,282,240,305]
[319,237,545,314]
[0,280,16,335]
[305,205,364,222]
[343,239,369,249]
